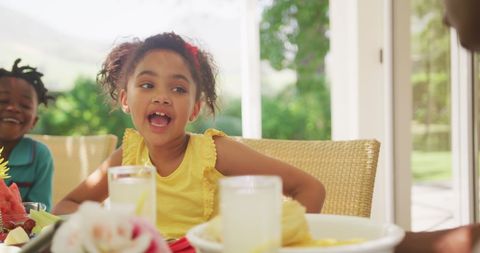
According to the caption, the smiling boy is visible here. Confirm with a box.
[0,58,54,211]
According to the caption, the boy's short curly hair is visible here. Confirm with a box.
[0,58,54,106]
[97,32,218,115]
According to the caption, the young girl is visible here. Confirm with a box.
[0,58,54,211]
[53,32,325,240]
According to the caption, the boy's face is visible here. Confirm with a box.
[443,0,480,51]
[0,77,39,142]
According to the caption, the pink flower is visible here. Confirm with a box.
[51,202,171,253]
[131,217,171,253]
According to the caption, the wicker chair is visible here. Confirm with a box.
[234,137,380,217]
[27,134,118,205]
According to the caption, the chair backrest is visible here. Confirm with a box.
[27,134,118,205]
[233,137,380,217]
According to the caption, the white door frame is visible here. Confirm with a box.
[240,0,262,138]
[390,0,412,229]
[329,0,412,227]
[450,30,477,225]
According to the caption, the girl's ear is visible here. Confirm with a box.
[189,101,202,122]
[119,89,130,113]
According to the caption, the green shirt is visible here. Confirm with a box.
[4,137,53,211]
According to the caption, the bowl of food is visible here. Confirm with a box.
[0,244,21,253]
[186,214,405,253]
[0,202,47,244]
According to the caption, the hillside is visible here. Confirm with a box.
[0,4,108,91]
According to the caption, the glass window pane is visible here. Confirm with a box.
[410,0,455,231]
[259,1,331,140]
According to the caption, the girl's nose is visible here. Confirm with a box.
[151,96,171,105]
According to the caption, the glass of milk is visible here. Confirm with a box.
[220,175,282,253]
[107,165,156,225]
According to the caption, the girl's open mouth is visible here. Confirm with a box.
[148,112,171,127]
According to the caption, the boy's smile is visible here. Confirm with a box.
[0,77,38,143]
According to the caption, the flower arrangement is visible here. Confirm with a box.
[1,146,31,244]
[51,201,172,253]
[3,147,174,252]
[0,147,25,218]
[0,147,9,179]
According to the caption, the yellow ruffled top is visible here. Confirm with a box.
[122,128,225,239]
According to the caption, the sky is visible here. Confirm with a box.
[0,0,293,97]
[0,0,245,96]
[0,0,241,43]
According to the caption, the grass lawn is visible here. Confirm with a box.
[411,151,451,182]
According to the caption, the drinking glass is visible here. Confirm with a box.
[107,165,156,225]
[220,175,282,253]
[22,202,47,213]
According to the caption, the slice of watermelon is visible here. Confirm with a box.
[0,180,27,224]
[8,183,22,207]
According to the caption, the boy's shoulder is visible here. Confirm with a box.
[9,136,51,166]
[23,136,47,147]
[23,136,52,156]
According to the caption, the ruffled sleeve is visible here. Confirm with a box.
[200,128,226,220]
[122,128,148,165]
[204,128,226,138]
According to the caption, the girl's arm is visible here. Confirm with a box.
[51,147,123,215]
[214,136,325,213]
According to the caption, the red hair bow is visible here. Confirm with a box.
[185,43,200,69]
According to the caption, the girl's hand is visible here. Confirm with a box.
[52,147,123,215]
[214,136,325,213]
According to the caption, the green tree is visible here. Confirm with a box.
[261,83,330,140]
[33,77,133,142]
[260,0,330,140]
[188,98,242,136]
[34,77,243,140]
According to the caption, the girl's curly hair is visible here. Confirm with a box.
[97,32,218,115]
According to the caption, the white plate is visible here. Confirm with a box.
[186,214,405,253]
[0,244,21,253]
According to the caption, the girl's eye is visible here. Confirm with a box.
[173,87,187,93]
[21,104,32,110]
[140,82,154,89]
[0,99,8,104]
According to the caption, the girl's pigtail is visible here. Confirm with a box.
[196,50,218,116]
[97,40,140,105]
